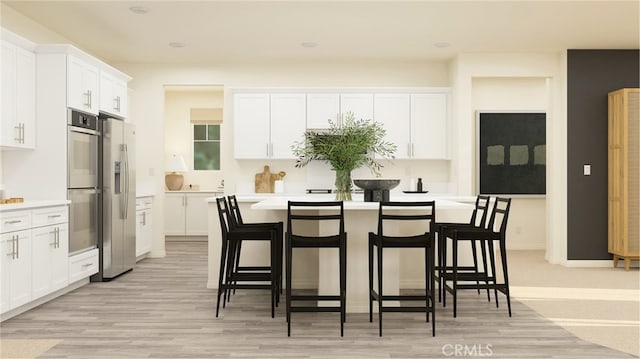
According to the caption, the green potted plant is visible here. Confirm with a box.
[292,112,397,200]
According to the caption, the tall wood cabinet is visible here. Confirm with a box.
[608,88,640,270]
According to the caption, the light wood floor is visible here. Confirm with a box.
[0,242,636,358]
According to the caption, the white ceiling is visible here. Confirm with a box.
[4,0,639,65]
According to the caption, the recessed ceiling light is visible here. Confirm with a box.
[169,42,186,48]
[129,6,149,14]
[301,42,318,48]
[433,42,451,48]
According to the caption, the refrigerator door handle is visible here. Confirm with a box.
[122,144,130,220]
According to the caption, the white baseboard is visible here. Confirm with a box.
[564,259,639,268]
[1,279,88,322]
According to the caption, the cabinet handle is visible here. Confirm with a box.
[55,227,60,248]
[50,229,57,246]
[81,263,93,268]
[84,90,93,108]
[19,123,24,144]
[412,143,415,157]
[48,214,62,218]
[266,143,269,157]
[21,123,25,144]
[142,211,147,225]
[14,124,21,143]
[114,96,121,112]
[8,236,16,259]
[15,234,19,259]
[5,220,22,224]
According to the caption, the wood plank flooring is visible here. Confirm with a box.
[0,242,635,358]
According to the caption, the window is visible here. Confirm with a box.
[193,123,220,170]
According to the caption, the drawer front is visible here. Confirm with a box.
[32,206,68,228]
[0,210,31,233]
[69,248,99,283]
[136,197,153,210]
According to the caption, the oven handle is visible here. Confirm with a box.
[69,126,100,136]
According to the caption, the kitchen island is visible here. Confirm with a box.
[206,194,474,313]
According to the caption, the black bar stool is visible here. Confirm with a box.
[214,197,280,318]
[286,201,347,337]
[227,195,283,301]
[442,197,513,317]
[368,201,436,336]
[433,195,491,304]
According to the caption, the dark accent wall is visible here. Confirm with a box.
[567,50,639,260]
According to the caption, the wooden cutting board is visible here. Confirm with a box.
[255,165,276,193]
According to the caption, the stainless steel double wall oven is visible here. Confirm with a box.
[67,109,100,255]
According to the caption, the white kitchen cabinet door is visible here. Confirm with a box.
[67,55,99,115]
[99,71,128,119]
[1,40,17,148]
[233,93,270,159]
[306,93,339,129]
[0,230,32,312]
[164,193,187,236]
[410,93,450,159]
[340,93,374,122]
[185,193,213,236]
[270,93,306,159]
[374,94,411,159]
[31,223,69,299]
[136,198,153,257]
[1,40,36,149]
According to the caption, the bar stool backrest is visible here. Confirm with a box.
[378,201,436,239]
[487,197,512,236]
[287,201,345,243]
[215,196,231,237]
[471,195,491,228]
[227,195,244,229]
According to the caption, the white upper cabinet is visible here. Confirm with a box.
[233,92,306,159]
[67,55,99,115]
[233,88,450,160]
[233,93,271,159]
[306,93,374,129]
[340,93,374,122]
[270,93,306,159]
[374,91,450,159]
[411,92,449,159]
[306,93,339,129]
[99,70,129,118]
[1,39,36,149]
[374,94,411,159]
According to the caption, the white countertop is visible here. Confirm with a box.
[0,200,71,212]
[166,190,223,194]
[205,192,477,204]
[250,196,473,210]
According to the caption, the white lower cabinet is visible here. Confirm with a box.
[165,192,217,236]
[0,204,69,315]
[68,249,98,283]
[31,223,69,298]
[1,230,32,313]
[136,197,153,258]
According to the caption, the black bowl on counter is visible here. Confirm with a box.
[353,179,400,202]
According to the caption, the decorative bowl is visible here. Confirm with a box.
[353,179,401,191]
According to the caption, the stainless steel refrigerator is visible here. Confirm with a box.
[93,116,136,281]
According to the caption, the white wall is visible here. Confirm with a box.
[451,53,566,260]
[470,77,547,250]
[164,88,225,191]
